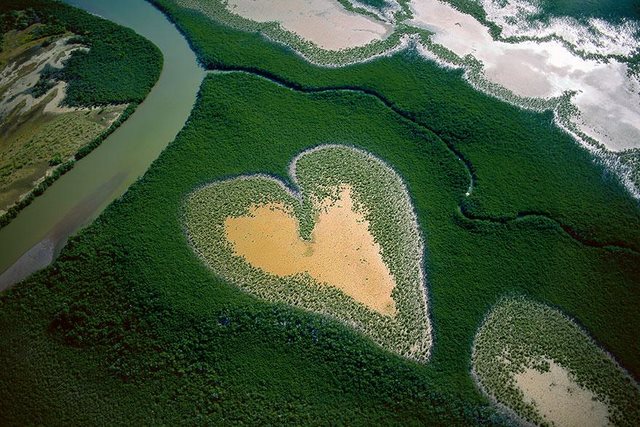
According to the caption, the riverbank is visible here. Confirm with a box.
[0,0,162,228]
[0,0,204,289]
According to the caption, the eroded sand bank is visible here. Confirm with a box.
[514,360,610,427]
[225,0,391,50]
[408,0,640,152]
[0,36,87,119]
[224,185,397,315]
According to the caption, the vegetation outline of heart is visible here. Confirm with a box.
[183,144,431,361]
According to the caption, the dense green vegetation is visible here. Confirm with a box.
[1,65,638,422]
[352,0,388,10]
[1,0,162,106]
[0,0,639,424]
[1,72,516,424]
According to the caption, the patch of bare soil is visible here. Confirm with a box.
[514,360,610,427]
[224,185,397,316]
[225,0,391,50]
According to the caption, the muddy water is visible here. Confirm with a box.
[0,0,205,290]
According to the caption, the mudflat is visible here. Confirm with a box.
[408,0,640,152]
[223,0,390,50]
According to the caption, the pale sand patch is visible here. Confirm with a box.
[224,185,396,316]
[408,0,640,151]
[42,81,77,114]
[225,0,391,50]
[514,360,610,427]
[39,80,126,119]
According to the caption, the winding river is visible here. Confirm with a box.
[0,0,205,289]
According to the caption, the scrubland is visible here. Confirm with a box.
[0,105,125,211]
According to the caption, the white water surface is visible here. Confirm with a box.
[408,0,640,152]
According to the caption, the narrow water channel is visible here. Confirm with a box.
[0,0,205,289]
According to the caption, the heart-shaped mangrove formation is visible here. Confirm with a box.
[183,145,431,361]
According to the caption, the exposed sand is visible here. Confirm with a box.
[0,36,87,119]
[408,0,640,152]
[224,185,397,315]
[514,360,610,427]
[225,0,391,50]
[0,237,55,290]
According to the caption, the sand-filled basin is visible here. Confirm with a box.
[514,360,610,427]
[472,297,640,426]
[225,186,396,316]
[224,0,391,50]
[184,145,432,361]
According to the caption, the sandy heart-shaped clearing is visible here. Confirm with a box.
[225,185,396,316]
[183,145,431,361]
